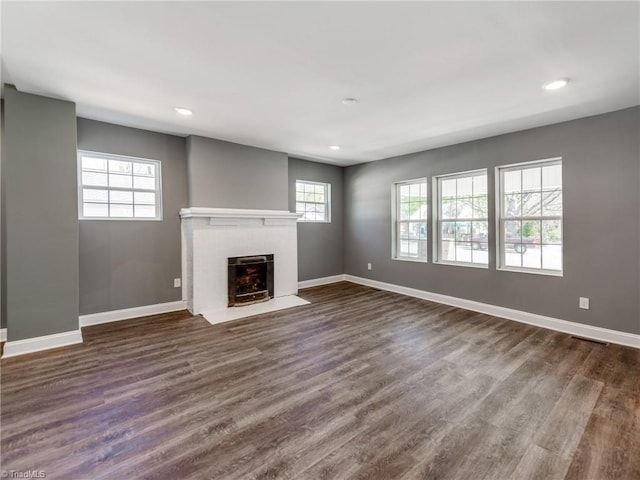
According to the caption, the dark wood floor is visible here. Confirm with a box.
[1,282,639,480]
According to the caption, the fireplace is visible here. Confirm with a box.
[228,254,274,307]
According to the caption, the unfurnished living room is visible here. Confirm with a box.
[1,1,639,479]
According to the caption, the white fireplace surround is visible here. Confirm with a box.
[180,207,303,317]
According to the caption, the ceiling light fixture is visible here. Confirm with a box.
[542,78,569,91]
[329,145,341,151]
[174,107,193,116]
[342,98,358,106]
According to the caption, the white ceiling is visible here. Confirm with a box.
[2,1,639,166]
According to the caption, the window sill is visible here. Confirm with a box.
[80,217,163,221]
[297,219,331,224]
[497,266,563,277]
[434,261,488,269]
[392,256,428,263]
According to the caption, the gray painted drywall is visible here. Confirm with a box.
[344,107,640,335]
[1,99,6,329]
[3,87,79,340]
[288,158,344,281]
[77,119,188,315]
[187,135,288,210]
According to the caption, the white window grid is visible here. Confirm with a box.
[78,150,163,220]
[435,169,489,267]
[394,179,428,261]
[295,180,331,222]
[496,158,563,275]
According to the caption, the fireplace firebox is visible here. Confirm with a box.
[228,254,274,307]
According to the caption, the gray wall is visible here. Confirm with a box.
[288,158,344,281]
[344,107,640,335]
[3,87,79,340]
[187,135,288,209]
[77,119,188,315]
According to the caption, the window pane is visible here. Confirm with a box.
[109,159,132,174]
[471,243,488,264]
[400,239,410,257]
[522,167,541,191]
[542,190,562,216]
[440,239,456,262]
[505,220,521,241]
[455,243,472,263]
[133,162,155,177]
[503,170,521,193]
[473,175,487,195]
[472,196,488,219]
[456,197,473,219]
[83,189,108,203]
[83,202,108,217]
[82,171,108,187]
[314,184,324,195]
[504,194,521,217]
[109,173,133,189]
[441,198,455,219]
[542,245,562,270]
[522,247,542,269]
[135,205,156,218]
[457,177,473,196]
[399,222,409,239]
[110,190,133,204]
[542,164,562,189]
[472,221,489,239]
[441,179,456,197]
[82,156,107,171]
[110,204,134,217]
[504,247,522,267]
[522,192,542,216]
[400,184,411,197]
[441,221,455,241]
[135,192,156,205]
[295,191,304,201]
[455,221,471,241]
[133,176,155,190]
[521,220,540,242]
[542,220,562,244]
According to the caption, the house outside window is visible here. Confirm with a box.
[78,151,162,220]
[435,170,489,267]
[394,179,428,261]
[496,158,563,274]
[295,180,331,222]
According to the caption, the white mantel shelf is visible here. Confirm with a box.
[180,207,302,220]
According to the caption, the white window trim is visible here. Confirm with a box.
[392,177,428,262]
[78,150,163,221]
[295,179,331,223]
[433,169,489,269]
[495,157,563,276]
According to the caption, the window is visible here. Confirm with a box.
[435,170,488,266]
[394,179,428,261]
[497,158,562,274]
[295,180,330,222]
[78,151,162,220]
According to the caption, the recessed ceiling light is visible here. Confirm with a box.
[174,107,193,116]
[329,145,341,151]
[342,98,358,106]
[542,78,569,91]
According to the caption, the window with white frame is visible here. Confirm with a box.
[436,170,488,266]
[78,151,162,220]
[394,179,428,261]
[295,180,330,222]
[497,158,562,273]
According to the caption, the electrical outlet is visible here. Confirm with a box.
[579,297,589,310]
[174,278,182,288]
[367,263,372,271]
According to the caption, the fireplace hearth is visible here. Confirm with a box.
[228,254,274,307]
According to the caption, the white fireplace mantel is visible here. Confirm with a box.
[180,207,301,221]
[181,207,303,317]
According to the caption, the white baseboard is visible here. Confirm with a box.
[298,275,347,289]
[344,275,640,349]
[2,330,84,358]
[0,328,6,342]
[79,300,188,327]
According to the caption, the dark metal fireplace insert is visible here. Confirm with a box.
[228,254,274,307]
